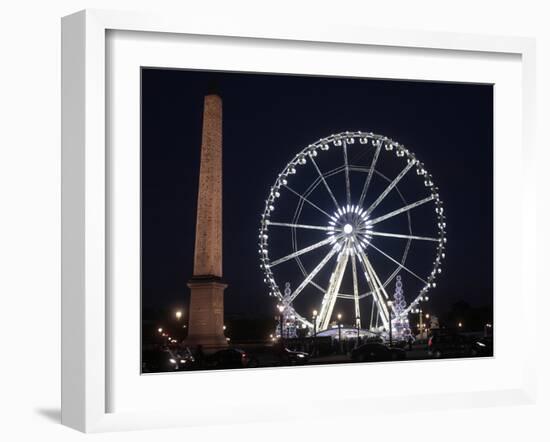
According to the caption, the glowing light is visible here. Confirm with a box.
[175,311,182,320]
[343,224,353,234]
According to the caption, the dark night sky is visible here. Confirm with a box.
[141,68,493,322]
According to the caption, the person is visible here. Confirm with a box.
[407,335,414,351]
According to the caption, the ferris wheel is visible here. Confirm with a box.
[259,131,446,335]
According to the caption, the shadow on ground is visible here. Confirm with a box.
[35,408,61,423]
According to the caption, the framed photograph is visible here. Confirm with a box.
[61,9,537,432]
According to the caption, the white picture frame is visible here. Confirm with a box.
[61,9,537,433]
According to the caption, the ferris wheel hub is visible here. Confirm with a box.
[343,223,353,234]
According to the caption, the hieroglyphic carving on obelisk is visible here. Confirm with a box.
[185,92,228,350]
[193,94,223,277]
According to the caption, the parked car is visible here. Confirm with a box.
[203,348,255,369]
[470,336,493,357]
[142,348,195,373]
[351,343,406,363]
[364,336,384,345]
[428,333,471,358]
[274,346,310,365]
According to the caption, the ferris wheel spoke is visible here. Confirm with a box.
[357,141,382,209]
[367,241,428,285]
[369,296,375,330]
[351,252,361,328]
[318,242,350,331]
[267,221,337,232]
[289,245,340,303]
[354,245,383,301]
[368,195,435,226]
[309,155,341,211]
[364,161,415,217]
[269,234,343,267]
[355,246,390,330]
[366,250,402,326]
[343,142,351,206]
[367,231,439,242]
[284,184,333,218]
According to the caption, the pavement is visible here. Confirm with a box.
[308,346,432,365]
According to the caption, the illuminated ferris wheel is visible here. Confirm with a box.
[258,131,446,336]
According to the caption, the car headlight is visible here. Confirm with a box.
[297,354,305,358]
[169,358,177,364]
[180,359,187,364]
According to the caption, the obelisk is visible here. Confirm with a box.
[185,91,228,350]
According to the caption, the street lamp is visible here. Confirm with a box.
[337,313,342,353]
[277,305,285,345]
[413,307,424,338]
[458,322,463,328]
[312,310,318,356]
[175,310,182,320]
[158,327,163,334]
[387,300,394,347]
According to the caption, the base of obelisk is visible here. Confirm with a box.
[184,277,228,351]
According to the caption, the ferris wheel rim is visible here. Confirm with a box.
[259,131,446,332]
